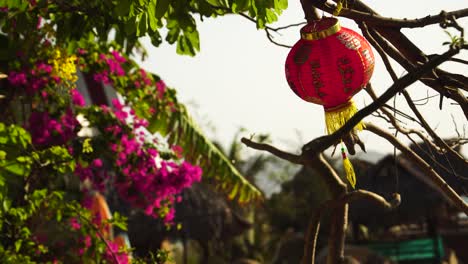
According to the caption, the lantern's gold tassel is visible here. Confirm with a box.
[341,145,356,188]
[324,100,364,135]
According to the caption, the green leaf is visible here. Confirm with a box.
[137,12,148,36]
[8,125,31,148]
[16,156,32,164]
[265,9,278,24]
[206,0,223,7]
[124,16,137,35]
[176,35,188,55]
[228,183,239,200]
[115,0,131,17]
[166,26,180,44]
[56,210,62,222]
[155,0,170,19]
[275,0,288,12]
[14,240,21,252]
[4,162,28,176]
[232,0,249,13]
[184,28,200,52]
[31,189,48,200]
[178,14,196,32]
[147,0,158,31]
[111,212,128,231]
[3,199,10,211]
[7,0,28,10]
[149,29,163,47]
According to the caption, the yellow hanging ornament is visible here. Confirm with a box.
[341,143,356,188]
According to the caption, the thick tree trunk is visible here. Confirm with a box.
[327,203,348,264]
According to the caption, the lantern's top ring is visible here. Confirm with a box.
[300,17,341,41]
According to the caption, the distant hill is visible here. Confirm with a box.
[352,150,386,164]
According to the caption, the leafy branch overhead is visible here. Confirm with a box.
[148,100,263,203]
[1,0,287,56]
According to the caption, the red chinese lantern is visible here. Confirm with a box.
[285,17,375,187]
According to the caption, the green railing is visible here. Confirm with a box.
[366,236,444,261]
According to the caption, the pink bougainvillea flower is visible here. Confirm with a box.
[156,80,166,97]
[92,158,103,168]
[36,16,42,29]
[8,71,27,86]
[171,145,184,159]
[69,217,81,230]
[28,109,77,146]
[35,62,52,74]
[104,240,130,264]
[71,89,86,106]
[110,50,126,64]
[93,71,111,85]
[77,48,87,55]
[139,69,152,86]
[83,235,92,248]
[106,58,125,76]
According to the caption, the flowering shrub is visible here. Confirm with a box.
[0,1,263,263]
[76,99,201,223]
[0,18,201,264]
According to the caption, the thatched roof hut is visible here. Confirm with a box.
[349,142,468,262]
[350,141,468,229]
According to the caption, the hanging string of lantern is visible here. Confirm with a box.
[285,17,375,188]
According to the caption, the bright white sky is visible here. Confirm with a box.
[137,0,467,157]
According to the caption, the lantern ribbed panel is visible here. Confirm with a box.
[285,22,374,109]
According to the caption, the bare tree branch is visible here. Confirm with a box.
[347,2,468,118]
[265,29,292,48]
[271,22,307,31]
[366,28,468,119]
[240,137,347,194]
[302,190,400,264]
[401,90,468,165]
[359,22,399,81]
[365,123,468,216]
[337,191,401,210]
[360,36,465,174]
[302,201,329,264]
[327,203,348,264]
[360,21,463,164]
[449,57,468,65]
[317,3,468,29]
[241,137,303,164]
[301,0,322,21]
[313,154,348,195]
[365,84,441,151]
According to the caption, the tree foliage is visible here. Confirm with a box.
[0,0,289,261]
[0,0,287,56]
